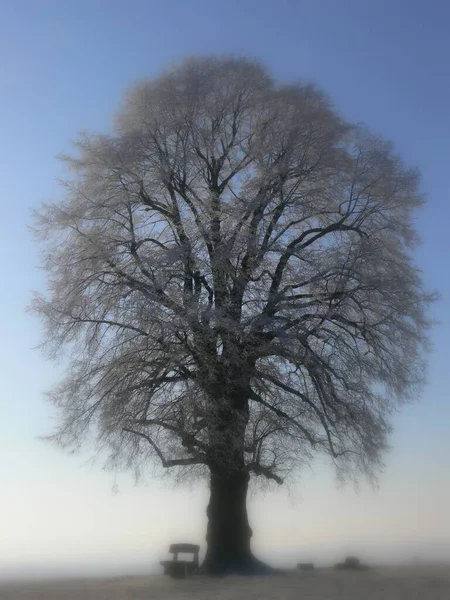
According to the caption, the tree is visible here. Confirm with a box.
[31,57,433,575]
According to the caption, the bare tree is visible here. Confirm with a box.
[31,57,434,575]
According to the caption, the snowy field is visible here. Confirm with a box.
[1,566,449,599]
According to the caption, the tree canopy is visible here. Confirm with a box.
[32,56,433,491]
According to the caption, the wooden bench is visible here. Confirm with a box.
[160,543,200,578]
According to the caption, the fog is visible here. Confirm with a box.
[2,542,449,583]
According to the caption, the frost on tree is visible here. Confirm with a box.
[31,57,434,574]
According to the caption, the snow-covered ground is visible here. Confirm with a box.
[1,566,449,599]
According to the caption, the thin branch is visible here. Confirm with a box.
[249,389,318,448]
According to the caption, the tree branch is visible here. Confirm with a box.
[122,428,205,467]
[132,418,209,452]
[247,462,283,485]
[249,389,318,448]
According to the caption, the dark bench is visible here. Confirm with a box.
[160,543,200,578]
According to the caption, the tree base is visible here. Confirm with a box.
[202,469,288,577]
[200,553,286,577]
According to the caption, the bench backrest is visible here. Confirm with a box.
[169,543,200,563]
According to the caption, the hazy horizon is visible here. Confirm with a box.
[1,0,449,582]
[3,537,450,582]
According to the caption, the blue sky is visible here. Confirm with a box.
[1,0,449,578]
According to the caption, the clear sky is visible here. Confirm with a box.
[1,0,449,579]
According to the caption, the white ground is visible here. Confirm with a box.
[0,567,449,599]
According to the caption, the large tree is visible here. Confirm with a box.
[32,57,433,575]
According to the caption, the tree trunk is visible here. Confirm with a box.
[200,376,280,576]
[202,468,252,574]
[202,468,277,575]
